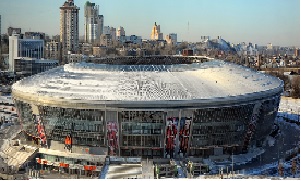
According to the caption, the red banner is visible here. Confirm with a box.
[84,165,96,171]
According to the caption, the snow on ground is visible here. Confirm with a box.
[278,97,300,121]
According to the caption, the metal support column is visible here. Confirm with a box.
[176,109,181,159]
[187,110,194,156]
[117,110,121,156]
[163,111,167,158]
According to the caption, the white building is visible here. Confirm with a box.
[117,26,125,36]
[84,1,104,44]
[9,33,44,72]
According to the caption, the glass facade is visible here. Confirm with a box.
[14,93,281,158]
[14,59,58,76]
[19,40,44,59]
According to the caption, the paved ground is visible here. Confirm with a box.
[141,159,154,179]
[28,169,98,179]
[236,120,300,171]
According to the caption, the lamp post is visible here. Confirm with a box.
[231,151,234,178]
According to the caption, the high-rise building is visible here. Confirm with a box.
[117,26,125,36]
[110,27,116,41]
[84,1,104,44]
[99,15,104,35]
[60,0,80,63]
[150,22,163,40]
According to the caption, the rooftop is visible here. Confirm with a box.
[12,59,283,107]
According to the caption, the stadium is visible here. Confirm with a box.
[11,56,283,174]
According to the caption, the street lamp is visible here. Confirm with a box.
[232,150,234,178]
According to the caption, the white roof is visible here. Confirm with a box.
[12,60,283,107]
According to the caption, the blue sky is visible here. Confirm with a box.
[0,0,300,46]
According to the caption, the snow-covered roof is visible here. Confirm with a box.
[12,60,283,107]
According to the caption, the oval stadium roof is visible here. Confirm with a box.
[12,60,283,108]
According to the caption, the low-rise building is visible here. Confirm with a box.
[13,57,58,76]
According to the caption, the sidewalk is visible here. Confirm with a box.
[28,169,98,179]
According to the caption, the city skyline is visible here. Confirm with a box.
[0,0,300,47]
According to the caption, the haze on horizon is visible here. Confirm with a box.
[0,0,299,47]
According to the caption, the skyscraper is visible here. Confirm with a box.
[60,0,80,64]
[117,26,125,37]
[150,22,163,40]
[84,1,104,44]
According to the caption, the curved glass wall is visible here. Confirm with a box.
[14,93,280,158]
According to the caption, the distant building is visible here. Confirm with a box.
[81,43,93,55]
[110,27,116,41]
[117,26,125,36]
[117,35,142,44]
[7,27,21,36]
[295,48,300,57]
[60,0,80,64]
[13,57,59,76]
[165,33,177,46]
[100,34,112,47]
[103,26,110,35]
[182,49,193,56]
[45,41,62,61]
[24,32,45,40]
[67,53,85,63]
[200,36,211,41]
[128,35,142,44]
[84,1,104,44]
[150,22,163,40]
[267,43,273,50]
[99,15,104,35]
[52,35,60,42]
[9,33,44,72]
